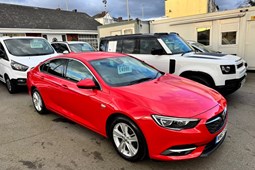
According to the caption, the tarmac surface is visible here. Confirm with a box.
[0,73,254,170]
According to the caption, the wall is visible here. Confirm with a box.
[165,0,208,18]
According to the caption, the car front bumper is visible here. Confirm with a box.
[216,75,246,95]
[138,102,227,161]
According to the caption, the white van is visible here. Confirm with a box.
[0,37,57,93]
[100,33,247,95]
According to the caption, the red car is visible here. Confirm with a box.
[27,52,227,161]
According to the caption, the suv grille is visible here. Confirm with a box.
[206,110,227,134]
[237,62,243,69]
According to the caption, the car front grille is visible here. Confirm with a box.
[206,110,227,134]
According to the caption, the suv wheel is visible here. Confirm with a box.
[187,75,213,88]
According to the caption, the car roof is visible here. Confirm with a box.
[51,41,90,45]
[0,36,46,41]
[101,32,178,40]
[56,52,127,62]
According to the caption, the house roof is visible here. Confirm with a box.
[0,3,101,30]
[93,11,108,18]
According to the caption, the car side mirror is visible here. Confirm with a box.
[151,49,165,55]
[63,50,70,54]
[77,79,97,89]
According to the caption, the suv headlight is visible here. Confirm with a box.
[152,115,200,130]
[220,65,236,74]
[11,60,29,72]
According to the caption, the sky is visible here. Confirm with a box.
[0,0,248,19]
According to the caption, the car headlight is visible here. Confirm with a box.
[152,115,200,130]
[220,65,236,74]
[11,60,29,72]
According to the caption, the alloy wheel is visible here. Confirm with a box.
[113,122,139,157]
[33,91,42,112]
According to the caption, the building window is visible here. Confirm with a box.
[197,27,210,45]
[3,33,26,37]
[78,34,98,49]
[123,29,133,35]
[222,31,237,45]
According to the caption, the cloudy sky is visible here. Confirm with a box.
[0,0,248,19]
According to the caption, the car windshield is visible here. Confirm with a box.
[90,56,162,87]
[4,38,54,56]
[69,43,95,53]
[192,42,218,53]
[160,34,193,54]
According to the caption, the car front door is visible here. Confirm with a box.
[58,59,105,131]
[0,42,9,82]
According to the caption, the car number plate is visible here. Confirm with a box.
[215,126,227,144]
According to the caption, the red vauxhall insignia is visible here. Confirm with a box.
[27,52,227,161]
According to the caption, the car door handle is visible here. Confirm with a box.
[61,84,68,89]
[39,76,44,80]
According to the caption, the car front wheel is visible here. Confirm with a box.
[5,76,17,94]
[110,116,147,162]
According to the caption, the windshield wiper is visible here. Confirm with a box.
[181,50,193,56]
[128,77,154,85]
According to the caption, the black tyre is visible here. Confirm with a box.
[32,89,47,114]
[5,76,17,94]
[187,75,214,88]
[109,116,147,162]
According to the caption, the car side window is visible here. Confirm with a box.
[0,43,8,60]
[140,38,164,54]
[65,60,93,82]
[46,59,66,78]
[52,43,68,53]
[116,40,122,52]
[122,39,138,54]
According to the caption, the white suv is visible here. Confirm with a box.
[0,37,57,93]
[100,33,247,95]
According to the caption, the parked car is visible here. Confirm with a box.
[51,41,95,53]
[99,33,247,95]
[187,40,220,53]
[27,52,227,161]
[0,36,57,93]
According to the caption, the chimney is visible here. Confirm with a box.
[72,9,78,12]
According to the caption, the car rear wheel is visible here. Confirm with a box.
[110,116,147,162]
[32,89,47,114]
[5,76,17,94]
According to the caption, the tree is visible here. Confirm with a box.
[250,0,255,6]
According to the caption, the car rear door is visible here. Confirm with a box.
[38,58,68,112]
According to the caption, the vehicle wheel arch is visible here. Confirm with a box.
[106,113,149,161]
[180,71,215,87]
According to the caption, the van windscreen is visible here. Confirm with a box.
[4,39,54,56]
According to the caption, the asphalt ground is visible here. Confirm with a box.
[0,73,254,170]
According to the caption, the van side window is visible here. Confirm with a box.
[140,38,164,54]
[122,39,137,54]
[52,43,68,53]
[0,43,8,60]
